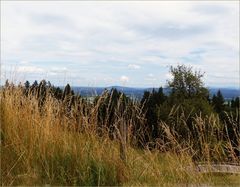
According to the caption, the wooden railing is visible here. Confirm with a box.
[195,163,240,174]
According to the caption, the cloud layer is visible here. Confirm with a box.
[1,1,239,88]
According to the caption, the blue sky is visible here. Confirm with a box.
[1,1,239,88]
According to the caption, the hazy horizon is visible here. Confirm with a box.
[2,80,239,90]
[1,1,239,88]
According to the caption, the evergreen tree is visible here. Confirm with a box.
[32,80,38,88]
[141,91,150,106]
[23,80,30,96]
[52,87,63,100]
[30,80,38,95]
[235,97,239,108]
[24,80,30,89]
[140,87,167,145]
[212,90,225,113]
[96,88,130,139]
[231,97,239,109]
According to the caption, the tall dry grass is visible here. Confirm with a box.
[159,105,239,163]
[0,85,239,186]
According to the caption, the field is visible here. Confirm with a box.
[1,84,239,186]
[2,1,239,186]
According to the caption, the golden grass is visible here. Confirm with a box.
[1,86,239,186]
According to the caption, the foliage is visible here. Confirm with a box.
[140,88,167,145]
[212,90,225,114]
[1,64,239,185]
[1,84,239,186]
[168,65,208,100]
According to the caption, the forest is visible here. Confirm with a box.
[1,65,239,186]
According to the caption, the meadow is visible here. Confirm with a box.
[0,79,239,186]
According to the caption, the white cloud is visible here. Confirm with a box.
[1,1,239,87]
[50,67,68,73]
[120,75,129,83]
[48,72,58,76]
[145,73,157,81]
[19,60,29,64]
[17,65,44,73]
[128,64,141,69]
[148,73,154,77]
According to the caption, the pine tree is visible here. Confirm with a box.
[24,80,30,89]
[212,90,225,113]
[23,80,30,96]
[140,88,167,145]
[32,80,38,87]
[231,97,239,108]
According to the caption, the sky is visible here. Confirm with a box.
[1,1,239,88]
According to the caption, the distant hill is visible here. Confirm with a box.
[72,86,239,101]
[208,88,240,100]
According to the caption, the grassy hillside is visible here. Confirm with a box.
[0,86,239,186]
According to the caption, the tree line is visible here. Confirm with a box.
[3,65,239,161]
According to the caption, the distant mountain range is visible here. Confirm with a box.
[71,86,239,101]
